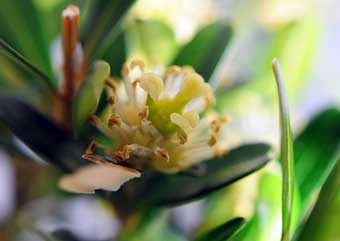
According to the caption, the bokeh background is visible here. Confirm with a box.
[0,0,339,240]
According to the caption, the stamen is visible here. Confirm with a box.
[139,106,149,120]
[86,140,97,154]
[105,79,118,92]
[177,130,188,144]
[130,59,145,70]
[107,95,116,105]
[155,147,170,162]
[108,114,122,127]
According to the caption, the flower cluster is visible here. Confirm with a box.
[60,60,229,193]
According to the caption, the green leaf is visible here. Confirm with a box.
[0,0,52,77]
[272,59,294,241]
[114,143,271,209]
[194,217,246,241]
[296,155,340,241]
[80,0,136,60]
[0,39,54,94]
[72,60,110,132]
[125,19,178,65]
[230,172,283,241]
[0,95,84,171]
[172,21,233,82]
[294,108,340,216]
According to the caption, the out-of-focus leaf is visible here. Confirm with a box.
[194,217,245,241]
[296,155,340,241]
[294,108,340,217]
[272,59,294,241]
[118,209,187,241]
[0,95,84,171]
[102,31,126,76]
[0,39,55,95]
[172,21,233,82]
[80,0,136,60]
[116,143,271,209]
[72,60,110,132]
[0,0,52,76]
[125,19,178,65]
[231,173,282,241]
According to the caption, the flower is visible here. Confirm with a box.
[59,60,229,193]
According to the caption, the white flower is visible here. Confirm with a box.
[59,60,229,193]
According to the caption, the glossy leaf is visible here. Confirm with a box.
[296,155,340,241]
[272,59,294,241]
[194,217,246,241]
[172,21,232,82]
[116,143,271,209]
[72,60,110,132]
[125,19,178,65]
[0,0,52,76]
[294,108,340,216]
[0,95,84,171]
[80,0,136,60]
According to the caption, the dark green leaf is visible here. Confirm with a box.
[118,143,271,208]
[172,21,232,82]
[0,95,84,171]
[80,0,136,60]
[294,108,340,215]
[72,60,110,132]
[194,217,246,241]
[0,0,52,76]
[125,19,178,65]
[272,59,294,241]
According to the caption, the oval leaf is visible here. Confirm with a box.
[72,60,110,132]
[172,21,233,82]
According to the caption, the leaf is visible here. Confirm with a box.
[80,0,136,60]
[194,217,246,241]
[115,143,271,209]
[272,59,294,241]
[0,95,84,171]
[294,108,340,216]
[172,21,233,82]
[125,19,178,65]
[296,155,340,241]
[0,39,54,94]
[0,0,52,76]
[72,60,110,132]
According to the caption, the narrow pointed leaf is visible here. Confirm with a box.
[194,217,246,241]
[0,39,54,93]
[172,21,232,82]
[72,61,110,132]
[272,59,294,241]
[0,95,84,171]
[80,0,136,60]
[0,0,52,76]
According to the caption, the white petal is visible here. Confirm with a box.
[59,164,141,194]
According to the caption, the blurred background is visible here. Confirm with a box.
[0,0,339,240]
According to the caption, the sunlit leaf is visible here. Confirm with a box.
[272,59,294,241]
[194,217,246,241]
[80,0,136,60]
[72,60,110,132]
[172,21,233,82]
[296,155,340,241]
[294,108,340,216]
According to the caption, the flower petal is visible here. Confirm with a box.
[59,164,141,194]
